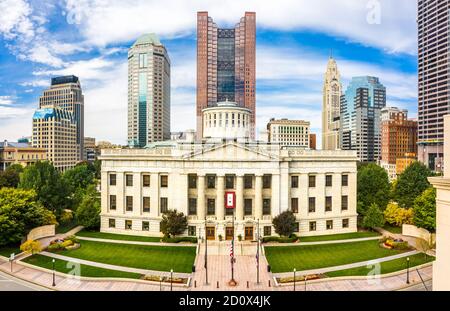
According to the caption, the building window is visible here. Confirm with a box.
[126,174,133,187]
[207,199,215,215]
[342,196,348,211]
[309,175,316,188]
[143,197,150,213]
[263,199,271,215]
[109,174,116,186]
[326,175,333,187]
[244,175,253,189]
[263,175,272,189]
[139,53,148,68]
[188,198,197,215]
[160,175,168,188]
[143,175,150,187]
[188,226,196,237]
[109,219,115,228]
[188,174,197,189]
[309,221,316,232]
[291,176,299,188]
[291,198,298,213]
[126,196,133,212]
[226,206,234,216]
[343,219,349,228]
[293,222,300,233]
[160,197,168,214]
[244,199,252,216]
[325,197,332,212]
[342,175,348,187]
[225,175,235,189]
[142,221,150,231]
[109,195,116,210]
[125,220,132,230]
[308,197,316,213]
[326,220,333,230]
[207,175,216,189]
[264,226,271,236]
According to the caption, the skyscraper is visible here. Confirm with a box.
[322,56,342,150]
[197,11,256,140]
[417,0,450,172]
[32,75,84,170]
[340,76,386,162]
[128,34,171,147]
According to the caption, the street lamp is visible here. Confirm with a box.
[293,268,296,291]
[170,269,173,291]
[406,257,410,284]
[52,259,56,287]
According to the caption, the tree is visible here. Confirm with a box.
[357,163,390,215]
[0,164,23,188]
[394,161,432,209]
[63,163,96,210]
[76,185,101,230]
[19,161,70,215]
[413,187,436,232]
[272,211,297,237]
[0,188,57,246]
[383,202,414,227]
[362,203,385,230]
[20,240,42,255]
[160,210,188,238]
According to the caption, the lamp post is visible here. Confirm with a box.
[170,269,173,291]
[406,257,410,284]
[9,253,14,273]
[293,268,296,291]
[52,259,56,287]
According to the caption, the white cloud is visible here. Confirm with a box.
[0,96,14,106]
[20,79,49,88]
[0,0,34,39]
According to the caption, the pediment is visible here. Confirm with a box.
[184,142,278,161]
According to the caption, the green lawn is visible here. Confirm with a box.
[326,253,435,277]
[56,240,196,273]
[0,245,21,258]
[76,230,162,243]
[383,224,402,234]
[265,240,408,273]
[23,254,142,279]
[299,231,380,243]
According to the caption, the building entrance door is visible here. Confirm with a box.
[206,227,216,240]
[245,227,254,241]
[225,227,234,240]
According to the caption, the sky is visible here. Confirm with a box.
[0,0,418,146]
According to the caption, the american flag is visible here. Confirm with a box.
[230,240,234,257]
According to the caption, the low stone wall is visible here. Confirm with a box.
[27,225,55,241]
[402,224,436,245]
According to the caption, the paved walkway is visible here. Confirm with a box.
[265,236,381,247]
[274,250,419,277]
[38,226,84,249]
[376,227,436,256]
[75,236,197,248]
[39,251,191,278]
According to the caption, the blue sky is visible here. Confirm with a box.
[0,0,418,146]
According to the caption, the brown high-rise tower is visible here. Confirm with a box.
[196,11,256,140]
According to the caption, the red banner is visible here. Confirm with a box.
[225,192,236,209]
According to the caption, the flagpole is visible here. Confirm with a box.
[204,216,208,285]
[257,218,260,284]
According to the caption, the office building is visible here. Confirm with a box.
[309,134,317,150]
[128,34,171,147]
[396,153,417,176]
[84,137,97,163]
[340,76,386,162]
[197,12,256,140]
[267,119,310,148]
[0,140,46,171]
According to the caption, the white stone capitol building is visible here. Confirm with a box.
[100,101,358,240]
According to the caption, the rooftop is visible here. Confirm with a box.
[132,33,162,47]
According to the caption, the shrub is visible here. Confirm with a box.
[59,210,74,225]
[384,203,413,227]
[47,243,64,252]
[61,240,74,248]
[65,235,79,244]
[20,240,42,255]
[161,236,197,244]
[262,234,298,244]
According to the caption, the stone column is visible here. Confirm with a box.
[255,175,263,220]
[197,175,206,220]
[236,175,244,221]
[216,175,225,221]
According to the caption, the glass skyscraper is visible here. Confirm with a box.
[197,12,256,140]
[340,76,386,162]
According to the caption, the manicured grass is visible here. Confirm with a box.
[326,253,435,278]
[299,231,380,243]
[265,240,408,273]
[76,230,162,243]
[56,219,78,234]
[0,245,21,258]
[383,224,402,234]
[23,254,142,279]
[56,240,196,273]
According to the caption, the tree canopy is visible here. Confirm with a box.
[76,184,101,230]
[272,211,297,237]
[413,187,436,232]
[357,163,390,215]
[0,164,24,188]
[160,210,188,237]
[394,161,432,209]
[362,203,385,230]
